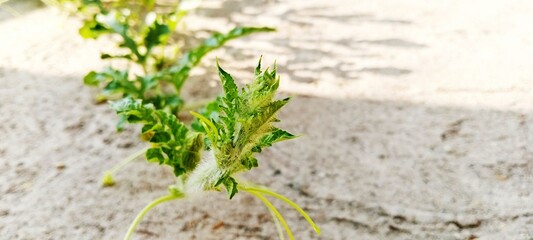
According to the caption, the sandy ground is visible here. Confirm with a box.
[1,0,532,239]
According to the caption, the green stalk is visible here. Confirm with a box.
[245,190,294,240]
[190,111,218,139]
[141,63,148,75]
[241,186,321,234]
[124,194,184,240]
[102,147,149,186]
[268,205,286,240]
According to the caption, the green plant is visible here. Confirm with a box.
[52,0,275,185]
[112,59,320,240]
[95,26,275,186]
[83,26,274,116]
[53,0,273,115]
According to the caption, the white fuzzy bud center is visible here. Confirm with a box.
[184,150,224,194]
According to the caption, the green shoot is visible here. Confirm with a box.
[268,206,286,240]
[189,111,218,140]
[246,190,294,239]
[240,186,321,234]
[124,192,184,240]
[51,0,275,134]
[114,59,318,239]
[56,0,275,117]
[101,147,148,187]
[83,26,275,128]
[53,0,276,187]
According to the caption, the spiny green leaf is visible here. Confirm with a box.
[252,128,296,153]
[241,156,258,170]
[116,115,129,132]
[246,97,290,131]
[182,134,203,170]
[255,56,263,76]
[146,148,164,163]
[198,59,294,174]
[216,60,238,101]
[222,177,239,199]
[79,19,109,39]
[151,132,171,143]
[84,67,141,99]
[111,98,203,176]
[83,71,100,86]
[112,97,156,121]
[144,20,171,51]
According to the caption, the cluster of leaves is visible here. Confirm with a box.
[115,61,320,240]
[56,0,274,124]
[55,0,203,71]
[49,1,319,238]
[113,59,295,198]
[84,26,274,124]
[112,97,203,177]
[193,59,296,198]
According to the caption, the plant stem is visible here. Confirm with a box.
[123,194,183,240]
[268,205,286,240]
[141,62,148,75]
[190,111,218,139]
[245,190,294,240]
[241,186,321,234]
[102,147,149,186]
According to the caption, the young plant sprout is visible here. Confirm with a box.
[83,25,275,116]
[57,0,275,185]
[112,58,320,240]
[101,147,148,187]
[58,0,274,115]
[53,0,277,188]
[54,0,274,121]
[97,26,276,186]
